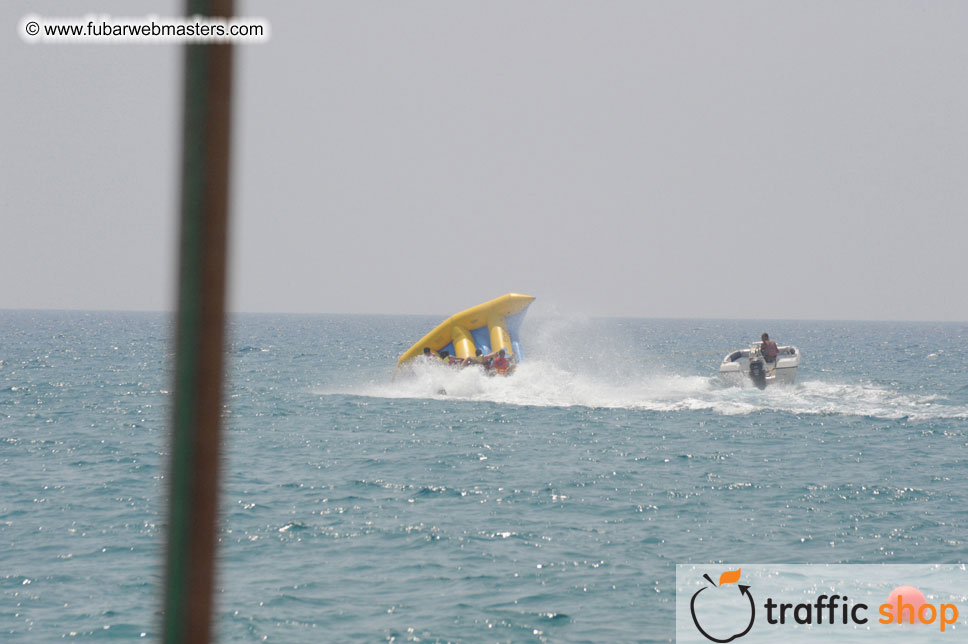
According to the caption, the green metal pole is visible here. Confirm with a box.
[164,2,233,643]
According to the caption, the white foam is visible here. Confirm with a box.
[325,359,968,421]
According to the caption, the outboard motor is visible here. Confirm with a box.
[748,343,767,389]
[749,358,767,389]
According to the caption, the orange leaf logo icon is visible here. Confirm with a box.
[719,569,741,586]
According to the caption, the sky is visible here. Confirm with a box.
[3,1,967,320]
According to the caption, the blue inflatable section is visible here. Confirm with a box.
[470,327,492,356]
[506,310,526,361]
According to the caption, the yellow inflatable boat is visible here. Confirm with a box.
[397,293,535,368]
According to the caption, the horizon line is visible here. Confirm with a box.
[0,307,965,325]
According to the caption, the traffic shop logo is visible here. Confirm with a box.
[686,568,961,641]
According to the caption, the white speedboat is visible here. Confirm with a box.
[719,342,799,389]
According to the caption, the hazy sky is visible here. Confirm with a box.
[4,1,967,320]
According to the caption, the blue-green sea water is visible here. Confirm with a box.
[2,311,967,642]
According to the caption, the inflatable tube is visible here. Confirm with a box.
[396,293,535,368]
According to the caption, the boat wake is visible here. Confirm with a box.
[333,360,968,422]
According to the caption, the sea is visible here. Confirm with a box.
[2,310,967,642]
